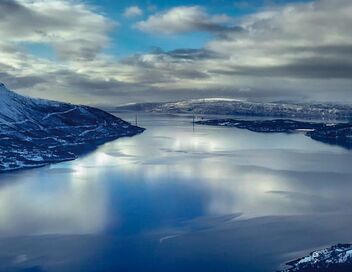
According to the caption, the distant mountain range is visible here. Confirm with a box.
[0,83,144,172]
[115,98,352,121]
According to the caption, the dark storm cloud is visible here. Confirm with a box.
[210,58,352,79]
[122,48,219,67]
[53,40,105,62]
[0,0,25,14]
[36,69,147,99]
[173,69,210,79]
[0,0,67,36]
[64,76,136,95]
[166,49,220,60]
[288,45,352,57]
[0,72,46,89]
[191,22,244,34]
[120,52,211,83]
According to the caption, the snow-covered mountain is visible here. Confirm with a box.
[0,83,144,172]
[281,244,352,271]
[115,98,352,121]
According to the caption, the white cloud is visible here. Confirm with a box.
[206,0,352,68]
[131,1,352,102]
[135,6,235,35]
[1,0,352,105]
[123,5,143,18]
[0,0,116,61]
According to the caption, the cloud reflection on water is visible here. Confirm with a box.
[0,115,351,237]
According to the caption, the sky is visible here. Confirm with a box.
[0,0,351,105]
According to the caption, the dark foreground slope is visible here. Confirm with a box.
[0,83,144,172]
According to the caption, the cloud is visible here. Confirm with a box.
[0,71,46,89]
[0,0,352,105]
[135,6,242,35]
[128,1,352,102]
[210,58,352,79]
[123,5,143,18]
[144,48,220,60]
[204,0,352,80]
[0,0,115,61]
[0,0,122,102]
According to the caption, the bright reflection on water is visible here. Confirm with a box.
[0,114,352,272]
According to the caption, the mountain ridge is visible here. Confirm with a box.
[0,83,144,172]
[114,98,352,121]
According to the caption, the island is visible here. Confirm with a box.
[195,119,352,149]
[0,83,144,172]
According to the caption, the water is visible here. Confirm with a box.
[0,114,352,272]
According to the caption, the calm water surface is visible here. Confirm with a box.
[0,114,352,272]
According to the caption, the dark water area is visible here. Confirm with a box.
[0,114,351,272]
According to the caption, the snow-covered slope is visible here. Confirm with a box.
[282,244,352,271]
[0,83,144,172]
[115,99,352,121]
